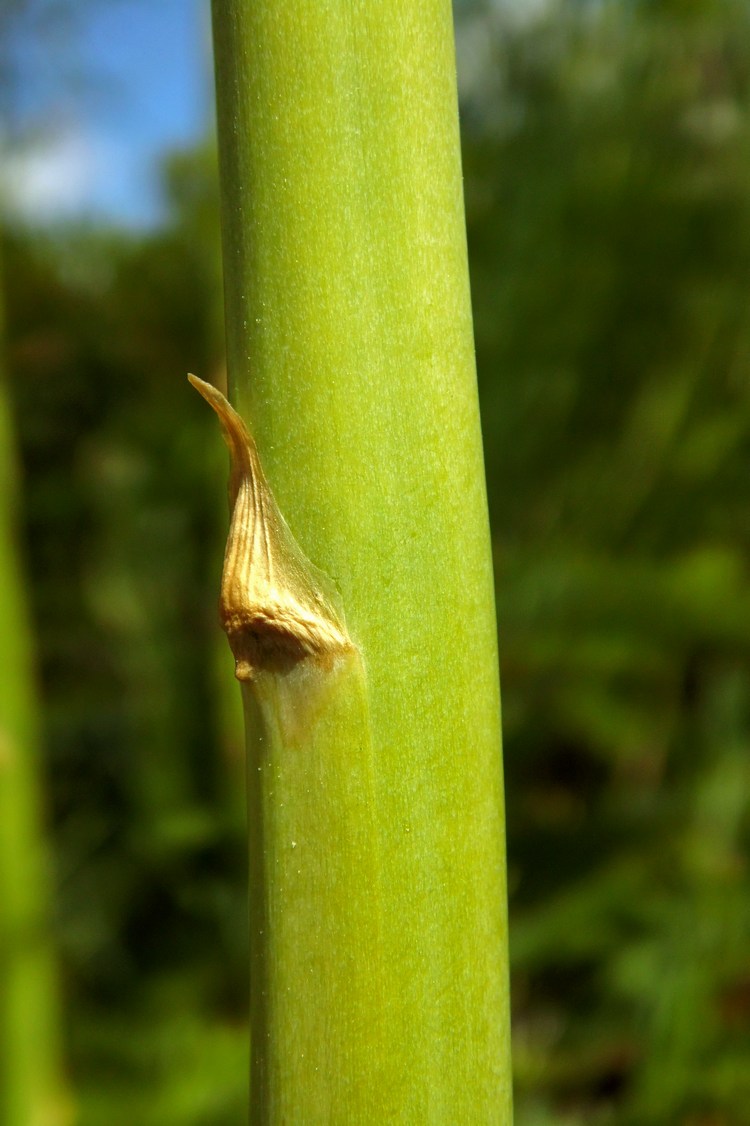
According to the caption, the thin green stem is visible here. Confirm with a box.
[0,255,68,1126]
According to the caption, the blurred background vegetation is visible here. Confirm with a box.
[2,0,750,1123]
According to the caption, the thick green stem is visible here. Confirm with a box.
[244,655,388,1118]
[210,2,512,1120]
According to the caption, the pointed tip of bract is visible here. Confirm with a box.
[188,371,218,404]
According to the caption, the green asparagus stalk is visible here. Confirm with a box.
[205,3,512,1120]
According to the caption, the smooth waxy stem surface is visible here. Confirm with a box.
[209,1,513,1121]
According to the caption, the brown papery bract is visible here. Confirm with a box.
[188,374,352,680]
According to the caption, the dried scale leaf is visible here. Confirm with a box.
[188,374,352,679]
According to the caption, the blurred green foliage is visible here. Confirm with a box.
[3,1,750,1123]
[465,3,750,1122]
[3,144,248,1124]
